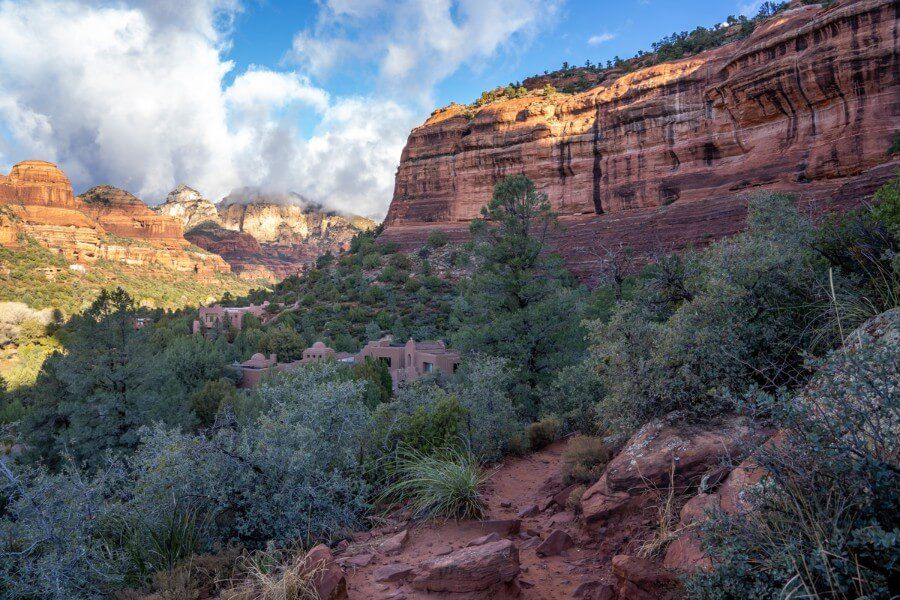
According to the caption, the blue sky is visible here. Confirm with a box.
[0,0,764,217]
[226,0,752,109]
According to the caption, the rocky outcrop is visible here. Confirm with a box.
[580,415,765,526]
[196,190,376,280]
[0,161,229,277]
[382,0,899,283]
[411,539,520,595]
[79,185,185,242]
[156,185,220,230]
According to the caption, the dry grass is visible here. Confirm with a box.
[637,460,689,559]
[561,435,609,486]
[221,549,327,600]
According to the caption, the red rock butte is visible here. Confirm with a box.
[0,160,229,276]
[381,0,900,283]
[0,160,77,208]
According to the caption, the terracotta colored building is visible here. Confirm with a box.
[193,301,269,334]
[234,337,461,389]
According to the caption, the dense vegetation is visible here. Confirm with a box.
[0,174,896,598]
[0,236,253,315]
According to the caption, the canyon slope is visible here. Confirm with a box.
[382,0,899,283]
[0,160,229,276]
[160,186,377,281]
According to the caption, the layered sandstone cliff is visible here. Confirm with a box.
[0,161,229,277]
[383,0,899,283]
[169,188,377,280]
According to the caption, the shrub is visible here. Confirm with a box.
[191,378,240,428]
[0,460,124,598]
[687,324,899,598]
[117,506,208,584]
[222,548,327,600]
[527,417,560,451]
[382,447,490,520]
[541,361,603,434]
[449,355,521,461]
[127,363,373,549]
[589,195,824,430]
[426,229,449,248]
[561,436,608,485]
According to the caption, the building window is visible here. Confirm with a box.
[452,363,459,374]
[379,357,392,368]
[423,362,434,373]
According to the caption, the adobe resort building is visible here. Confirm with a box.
[236,337,461,389]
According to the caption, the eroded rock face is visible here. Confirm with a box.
[411,539,520,594]
[0,161,229,276]
[382,0,898,283]
[156,185,220,230]
[79,185,185,242]
[581,415,765,526]
[206,192,376,280]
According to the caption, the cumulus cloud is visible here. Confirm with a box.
[0,0,553,218]
[588,33,616,45]
[291,0,561,105]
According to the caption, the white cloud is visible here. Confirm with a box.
[0,0,557,219]
[291,0,561,106]
[588,33,616,45]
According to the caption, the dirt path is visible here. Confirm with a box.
[341,441,628,599]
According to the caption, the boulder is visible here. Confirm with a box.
[373,564,414,583]
[582,416,763,526]
[303,544,347,600]
[612,554,675,600]
[379,529,409,555]
[411,539,520,593]
[535,529,574,557]
[604,416,760,492]
[552,483,581,507]
[574,581,618,600]
[517,504,540,518]
[467,532,501,547]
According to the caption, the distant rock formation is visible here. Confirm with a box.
[0,160,229,277]
[382,0,899,283]
[157,185,220,230]
[162,186,378,281]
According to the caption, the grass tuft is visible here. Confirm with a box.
[381,447,491,521]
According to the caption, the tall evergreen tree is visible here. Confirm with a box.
[454,175,586,419]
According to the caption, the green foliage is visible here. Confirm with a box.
[128,362,373,549]
[454,175,587,419]
[561,436,608,486]
[117,506,207,585]
[540,360,604,434]
[687,324,899,599]
[353,356,393,408]
[589,195,825,430]
[190,379,241,428]
[373,387,466,457]
[382,447,490,520]
[21,289,233,468]
[0,236,252,316]
[449,355,521,462]
[0,460,125,599]
[426,229,449,248]
[257,325,307,361]
[527,417,560,451]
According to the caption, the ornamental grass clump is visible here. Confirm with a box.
[382,447,491,521]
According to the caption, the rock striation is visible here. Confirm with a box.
[0,161,229,277]
[382,0,899,283]
[179,188,377,281]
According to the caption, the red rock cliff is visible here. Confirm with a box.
[0,161,230,276]
[383,0,899,282]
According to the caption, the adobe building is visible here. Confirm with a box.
[193,301,269,334]
[234,337,461,389]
